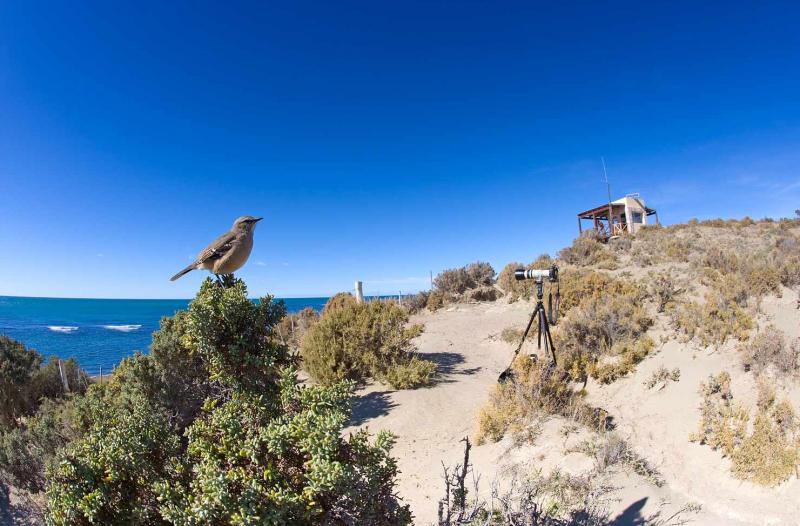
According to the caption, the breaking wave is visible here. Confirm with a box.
[102,324,142,332]
[48,326,78,333]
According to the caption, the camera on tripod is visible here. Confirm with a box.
[514,265,559,283]
[498,264,560,383]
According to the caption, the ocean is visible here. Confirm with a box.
[0,295,330,375]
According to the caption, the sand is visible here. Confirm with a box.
[346,289,800,525]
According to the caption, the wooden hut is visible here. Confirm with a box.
[577,194,658,239]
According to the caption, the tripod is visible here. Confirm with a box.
[498,278,558,383]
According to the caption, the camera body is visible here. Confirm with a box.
[514,264,558,283]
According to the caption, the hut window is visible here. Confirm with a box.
[632,211,643,223]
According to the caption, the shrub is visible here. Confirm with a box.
[669,291,753,348]
[426,290,446,311]
[741,326,799,377]
[500,326,523,345]
[590,337,655,384]
[690,372,748,456]
[433,262,496,296]
[301,298,434,389]
[476,357,581,444]
[558,233,617,269]
[275,306,319,350]
[496,255,553,302]
[731,399,799,486]
[323,292,357,314]
[402,291,429,314]
[557,295,652,384]
[45,278,413,525]
[558,268,642,312]
[643,366,681,390]
[648,271,685,313]
[0,337,89,430]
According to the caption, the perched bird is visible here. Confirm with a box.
[170,216,263,281]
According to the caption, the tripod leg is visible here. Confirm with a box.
[543,312,557,366]
[499,308,540,382]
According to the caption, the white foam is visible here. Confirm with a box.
[48,326,78,333]
[102,324,142,332]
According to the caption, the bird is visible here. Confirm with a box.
[170,216,263,282]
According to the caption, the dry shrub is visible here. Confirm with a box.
[741,326,799,377]
[648,271,685,313]
[558,233,617,269]
[402,291,429,314]
[323,292,357,314]
[731,397,799,486]
[581,432,664,487]
[669,290,753,348]
[426,290,446,312]
[590,337,655,384]
[629,229,692,266]
[692,372,800,486]
[690,372,748,456]
[557,295,652,384]
[476,357,580,444]
[434,262,495,295]
[300,299,435,389]
[643,366,681,390]
[496,254,553,302]
[275,307,319,350]
[500,327,523,345]
[558,269,642,312]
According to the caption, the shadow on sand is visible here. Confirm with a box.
[349,390,398,427]
[417,351,481,382]
[608,497,648,526]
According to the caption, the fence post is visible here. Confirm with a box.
[57,359,71,393]
[99,366,103,384]
[355,281,364,304]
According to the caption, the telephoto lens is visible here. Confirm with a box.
[514,265,558,282]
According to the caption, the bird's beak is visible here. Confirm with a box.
[254,217,263,222]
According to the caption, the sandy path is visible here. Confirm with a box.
[345,300,531,525]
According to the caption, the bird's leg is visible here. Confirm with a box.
[214,273,222,285]
[221,273,236,288]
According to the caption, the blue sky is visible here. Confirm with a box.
[1,1,798,299]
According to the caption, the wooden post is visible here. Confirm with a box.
[99,366,103,384]
[355,281,364,304]
[577,216,582,234]
[57,359,70,393]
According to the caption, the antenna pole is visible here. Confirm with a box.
[602,157,613,237]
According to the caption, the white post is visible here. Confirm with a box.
[57,359,70,393]
[355,281,364,304]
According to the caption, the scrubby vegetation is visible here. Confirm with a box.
[496,254,553,302]
[643,366,681,390]
[557,232,617,269]
[275,305,319,350]
[740,325,799,378]
[301,296,436,389]
[476,356,607,445]
[1,280,413,524]
[691,372,800,486]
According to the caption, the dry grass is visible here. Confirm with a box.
[643,366,681,390]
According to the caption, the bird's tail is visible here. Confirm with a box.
[170,263,197,282]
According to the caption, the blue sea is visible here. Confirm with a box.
[0,295,329,375]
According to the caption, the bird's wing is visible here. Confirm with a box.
[196,231,237,263]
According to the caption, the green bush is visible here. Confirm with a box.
[0,335,89,431]
[690,372,748,456]
[301,299,434,389]
[45,279,412,525]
